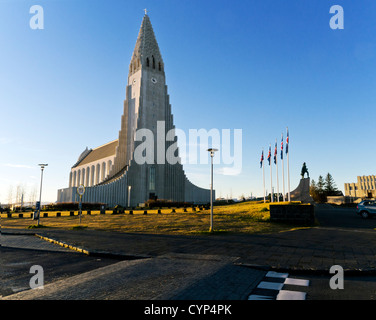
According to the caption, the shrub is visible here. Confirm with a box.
[145,199,193,209]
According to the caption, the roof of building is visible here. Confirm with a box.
[130,13,163,69]
[73,140,118,168]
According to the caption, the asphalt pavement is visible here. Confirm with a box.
[2,203,376,300]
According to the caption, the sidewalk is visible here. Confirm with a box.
[1,232,266,300]
[5,225,376,273]
[2,252,266,300]
[4,203,376,300]
[3,223,376,300]
[1,233,73,253]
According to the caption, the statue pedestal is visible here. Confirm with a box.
[289,178,314,204]
[270,204,315,225]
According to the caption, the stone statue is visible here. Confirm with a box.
[301,162,309,179]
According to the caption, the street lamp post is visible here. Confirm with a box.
[37,164,48,226]
[207,148,218,232]
[128,185,132,208]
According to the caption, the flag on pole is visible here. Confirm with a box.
[267,145,271,165]
[280,134,284,160]
[286,127,290,202]
[260,150,264,168]
[286,128,289,154]
[274,141,277,164]
[281,133,285,202]
[275,138,280,202]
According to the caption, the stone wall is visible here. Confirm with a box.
[270,204,315,225]
[290,178,314,204]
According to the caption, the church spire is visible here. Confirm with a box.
[129,13,164,74]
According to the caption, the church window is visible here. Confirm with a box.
[102,162,106,181]
[96,164,100,184]
[108,160,112,174]
[86,167,90,186]
[146,57,150,67]
[152,55,155,69]
[77,170,81,187]
[91,165,95,186]
[158,62,162,71]
[149,167,156,191]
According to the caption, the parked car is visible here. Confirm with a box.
[356,200,376,219]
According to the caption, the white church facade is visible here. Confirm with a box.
[57,13,211,207]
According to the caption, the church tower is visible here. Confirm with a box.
[57,13,211,207]
[109,12,184,204]
[109,13,166,177]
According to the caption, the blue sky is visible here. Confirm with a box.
[1,0,375,204]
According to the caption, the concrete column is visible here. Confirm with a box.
[77,170,81,187]
[69,172,73,188]
[91,165,95,186]
[86,167,90,186]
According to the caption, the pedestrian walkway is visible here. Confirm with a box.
[3,212,376,300]
[248,271,310,300]
[2,254,266,300]
[25,226,376,272]
[1,234,73,253]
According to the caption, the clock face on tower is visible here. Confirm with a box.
[151,77,157,84]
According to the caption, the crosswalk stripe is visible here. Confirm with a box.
[265,271,289,278]
[276,290,307,300]
[248,294,275,300]
[257,281,284,290]
[284,278,309,286]
[249,271,309,300]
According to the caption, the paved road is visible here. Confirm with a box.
[295,204,376,300]
[1,233,265,300]
[0,240,120,298]
[2,253,265,300]
[291,272,376,300]
[3,203,376,300]
[315,203,376,229]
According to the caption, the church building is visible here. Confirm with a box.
[57,13,212,207]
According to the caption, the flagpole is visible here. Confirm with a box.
[287,127,291,202]
[270,144,273,203]
[287,150,290,202]
[262,150,266,203]
[275,139,279,202]
[281,133,286,202]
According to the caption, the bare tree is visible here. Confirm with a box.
[7,185,13,207]
[28,185,38,205]
[15,184,21,206]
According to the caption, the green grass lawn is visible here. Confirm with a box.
[2,201,301,235]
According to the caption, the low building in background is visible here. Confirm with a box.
[344,175,376,199]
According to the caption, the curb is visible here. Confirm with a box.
[10,231,376,276]
[35,234,90,255]
[1,230,36,236]
[236,262,376,276]
[34,234,150,261]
